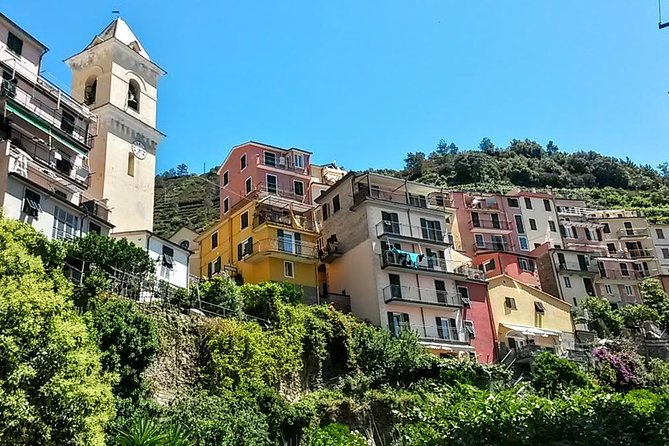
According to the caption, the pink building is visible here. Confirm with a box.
[461,280,497,363]
[217,141,313,214]
[472,252,541,289]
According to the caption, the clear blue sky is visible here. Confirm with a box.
[6,1,669,173]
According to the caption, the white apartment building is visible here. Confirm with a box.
[651,224,669,275]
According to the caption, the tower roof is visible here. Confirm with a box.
[86,18,150,61]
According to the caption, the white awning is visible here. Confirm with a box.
[501,323,562,338]
[419,341,476,352]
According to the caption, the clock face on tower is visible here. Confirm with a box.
[131,140,147,160]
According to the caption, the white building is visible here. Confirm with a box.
[168,226,200,278]
[114,230,191,289]
[651,224,669,275]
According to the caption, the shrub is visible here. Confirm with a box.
[300,423,367,446]
[530,352,593,396]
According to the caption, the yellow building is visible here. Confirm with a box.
[197,192,320,302]
[487,274,575,361]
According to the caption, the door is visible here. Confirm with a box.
[583,278,595,296]
[557,252,566,268]
[382,212,400,235]
[492,235,504,251]
[472,212,481,228]
[267,174,278,194]
[436,317,456,340]
[278,229,294,253]
[577,254,588,271]
[624,221,633,236]
[492,213,501,229]
[514,215,524,234]
[435,280,446,303]
[389,274,402,298]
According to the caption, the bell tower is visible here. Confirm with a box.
[66,18,165,233]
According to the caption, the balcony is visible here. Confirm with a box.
[617,228,649,238]
[254,207,317,232]
[465,198,501,212]
[382,285,464,307]
[474,241,512,253]
[515,344,554,361]
[626,248,655,259]
[599,269,646,281]
[558,262,598,275]
[453,265,487,281]
[412,324,471,344]
[247,237,318,263]
[256,182,311,205]
[80,199,110,222]
[258,156,309,174]
[380,249,451,275]
[468,219,513,231]
[319,235,343,263]
[1,79,95,148]
[8,142,89,189]
[375,220,451,245]
[352,185,443,211]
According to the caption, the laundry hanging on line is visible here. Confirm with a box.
[389,247,424,268]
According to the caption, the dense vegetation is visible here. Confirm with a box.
[3,217,669,444]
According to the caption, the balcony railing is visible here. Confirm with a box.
[382,285,463,307]
[353,185,442,210]
[8,141,90,188]
[558,262,598,274]
[626,248,655,259]
[258,157,308,173]
[255,208,317,232]
[454,265,487,281]
[474,241,512,252]
[516,344,554,360]
[1,79,95,148]
[375,220,450,244]
[411,324,470,343]
[256,182,309,203]
[599,269,647,280]
[469,219,512,230]
[380,249,451,273]
[465,199,500,211]
[617,228,649,238]
[251,237,318,259]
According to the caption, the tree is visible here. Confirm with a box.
[639,279,669,329]
[546,140,559,155]
[451,152,500,184]
[581,297,622,338]
[403,152,427,180]
[0,218,113,445]
[478,137,496,155]
[176,163,189,177]
[436,139,459,155]
[508,139,544,159]
[530,352,593,396]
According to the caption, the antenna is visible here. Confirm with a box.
[112,10,121,18]
[660,0,669,29]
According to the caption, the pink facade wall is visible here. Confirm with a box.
[461,281,496,363]
[219,143,313,213]
[473,252,541,288]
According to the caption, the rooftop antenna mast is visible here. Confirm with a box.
[112,10,121,18]
[660,0,669,29]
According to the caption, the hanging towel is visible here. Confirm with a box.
[389,247,422,268]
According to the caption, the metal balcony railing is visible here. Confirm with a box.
[8,141,90,188]
[454,265,487,281]
[627,248,655,259]
[410,324,469,343]
[465,199,500,211]
[599,269,646,280]
[617,227,649,238]
[382,285,463,307]
[353,185,442,210]
[558,262,598,274]
[1,79,95,148]
[252,237,318,259]
[256,182,309,203]
[375,220,450,244]
[380,249,451,273]
[259,156,308,173]
[254,209,317,232]
[474,241,512,252]
[469,219,512,230]
[515,344,554,360]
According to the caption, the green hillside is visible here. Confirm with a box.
[153,139,669,237]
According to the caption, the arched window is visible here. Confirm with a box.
[84,78,97,105]
[127,80,140,111]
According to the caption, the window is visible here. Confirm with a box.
[241,211,249,229]
[127,80,140,111]
[241,154,247,170]
[534,243,541,249]
[237,237,253,260]
[84,78,97,105]
[390,274,402,298]
[7,31,23,56]
[52,207,79,240]
[382,211,400,234]
[223,197,229,214]
[519,257,535,272]
[534,301,545,313]
[625,285,634,296]
[548,220,557,232]
[55,155,73,176]
[585,228,592,241]
[223,171,229,186]
[543,199,552,211]
[87,222,101,236]
[22,189,41,217]
[464,320,476,338]
[507,197,519,208]
[322,203,330,221]
[564,276,572,288]
[212,256,222,275]
[475,234,485,247]
[294,153,304,168]
[607,243,616,254]
[60,110,75,134]
[514,215,525,234]
[657,228,665,239]
[388,312,410,336]
[179,240,190,249]
[332,194,341,213]
[420,218,443,241]
[162,246,175,268]
[245,177,252,194]
[605,284,613,295]
[127,152,135,177]
[264,151,276,167]
[529,218,537,231]
[663,248,669,259]
[294,180,304,196]
[277,229,302,255]
[266,174,278,194]
[524,197,533,209]
[408,193,427,208]
[458,286,471,306]
[603,223,611,234]
[211,232,219,249]
[620,263,629,276]
[484,258,496,272]
[436,317,458,340]
[518,236,529,251]
[504,297,517,310]
[284,261,295,278]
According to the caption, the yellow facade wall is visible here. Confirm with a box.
[487,275,574,338]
